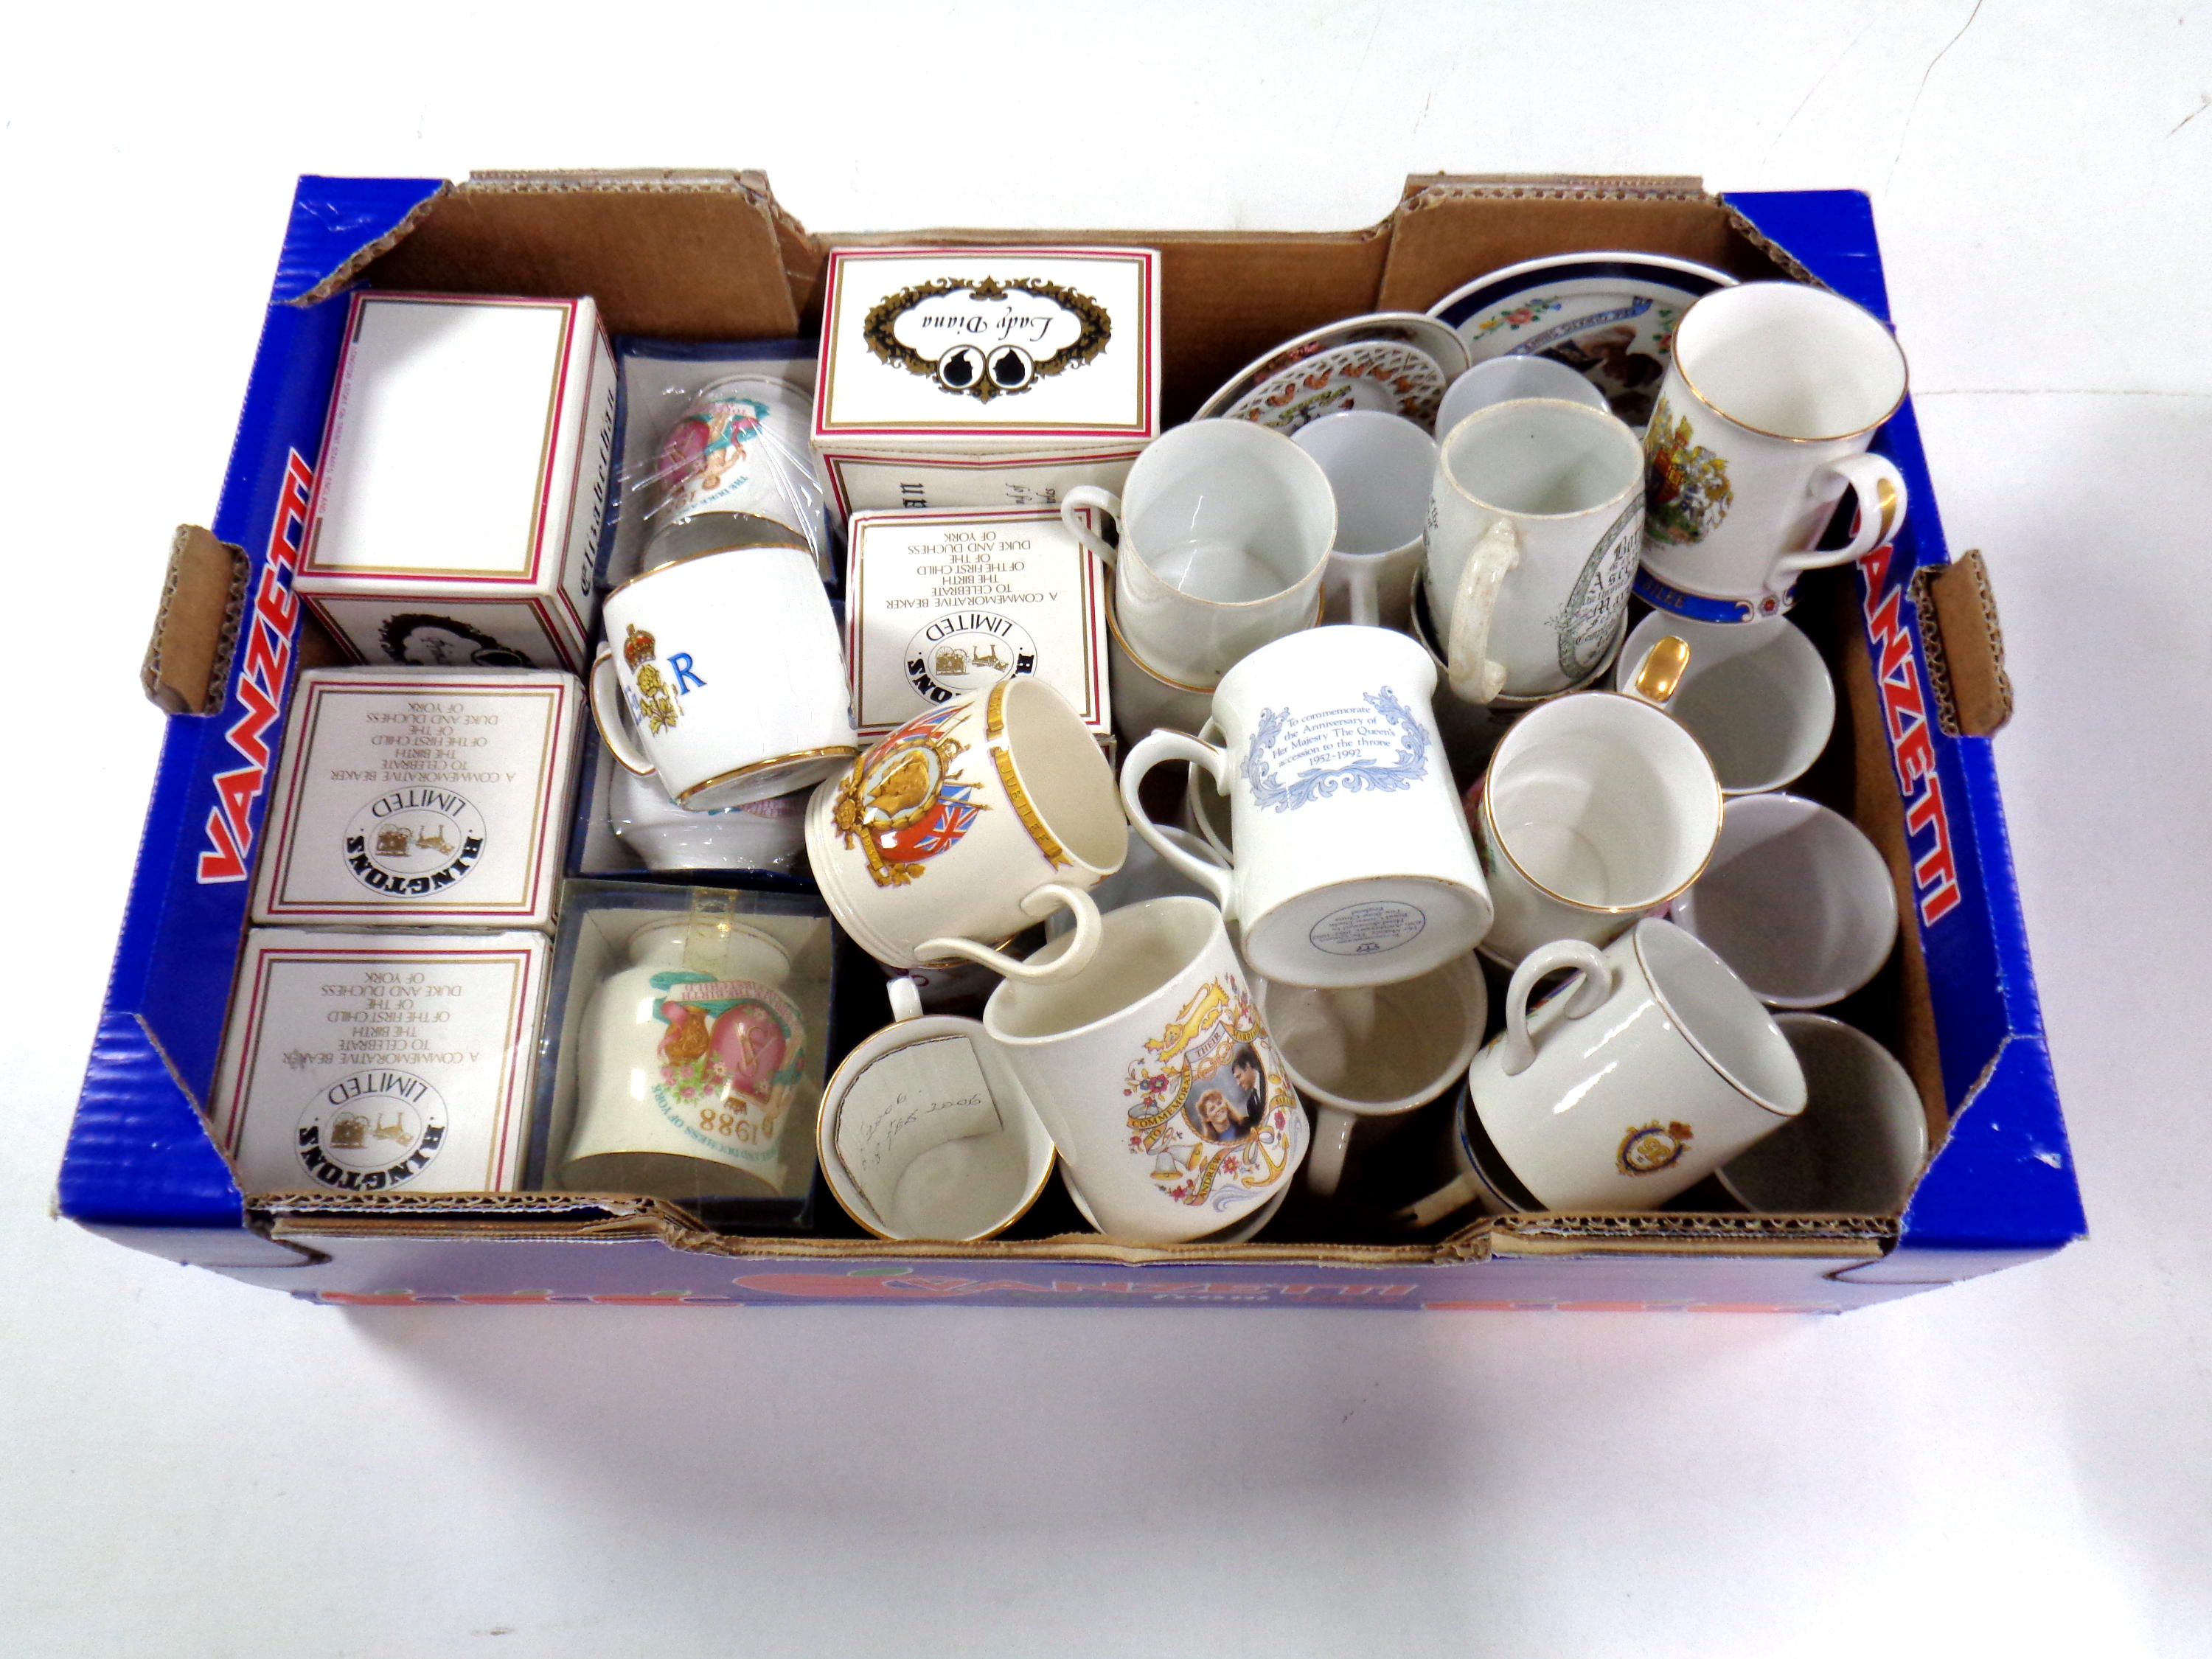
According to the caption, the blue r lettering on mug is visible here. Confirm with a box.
[669,653,708,695]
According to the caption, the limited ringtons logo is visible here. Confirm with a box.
[906,612,1037,702]
[296,1070,448,1190]
[345,787,486,894]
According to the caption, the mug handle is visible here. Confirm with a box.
[1304,1105,1357,1197]
[1498,939,1615,1077]
[1119,729,1238,906]
[588,646,658,778]
[1343,560,1381,628]
[1622,634,1691,709]
[914,882,1104,984]
[1060,487,1122,571]
[1444,517,1520,705]
[1775,453,1910,581]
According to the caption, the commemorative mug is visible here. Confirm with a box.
[1120,626,1492,989]
[1635,281,1910,622]
[1423,397,1646,705]
[1614,610,1834,796]
[562,913,806,1200]
[982,895,1307,1243]
[1408,581,1618,779]
[806,677,1128,984]
[1062,419,1335,687]
[640,375,827,576]
[1434,355,1608,440]
[590,545,859,810]
[1290,409,1436,630]
[1399,918,1804,1220]
[1469,644,1723,966]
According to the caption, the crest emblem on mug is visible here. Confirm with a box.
[1123,976,1299,1211]
[1642,394,1733,546]
[863,275,1112,403]
[832,700,987,888]
[1618,1120,1695,1175]
[623,623,682,735]
[650,973,807,1155]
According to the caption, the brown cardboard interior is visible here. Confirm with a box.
[175,171,1975,1269]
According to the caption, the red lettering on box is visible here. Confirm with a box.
[1859,545,1961,928]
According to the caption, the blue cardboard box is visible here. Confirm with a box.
[58,172,2083,1310]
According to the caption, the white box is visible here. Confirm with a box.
[250,668,583,930]
[812,246,1159,518]
[212,930,551,1195]
[844,507,1110,741]
[299,291,619,671]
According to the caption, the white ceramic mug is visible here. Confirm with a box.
[1615,610,1834,795]
[1402,919,1804,1219]
[1105,589,1225,740]
[1718,1013,1929,1214]
[1408,580,1618,780]
[807,677,1128,983]
[1468,664,1722,967]
[815,976,1056,1241]
[1256,953,1486,1198]
[1636,281,1910,623]
[590,546,859,810]
[1062,419,1335,687]
[642,375,824,571]
[982,896,1307,1243]
[609,767,810,874]
[1671,793,1899,1008]
[1290,409,1435,630]
[1435,355,1609,439]
[562,916,806,1200]
[1121,626,1492,988]
[1424,397,1646,704]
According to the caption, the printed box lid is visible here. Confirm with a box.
[815,247,1160,448]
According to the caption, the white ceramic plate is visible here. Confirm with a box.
[1427,253,1736,427]
[1196,313,1470,434]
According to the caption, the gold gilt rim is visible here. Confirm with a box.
[1671,286,1909,445]
[674,745,859,807]
[602,538,814,601]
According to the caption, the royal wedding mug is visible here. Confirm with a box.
[1062,419,1334,687]
[983,896,1307,1243]
[1290,409,1436,630]
[1423,397,1646,704]
[1636,281,1910,622]
[1401,919,1805,1220]
[1469,639,1723,966]
[807,677,1128,984]
[1121,626,1492,989]
[590,545,859,810]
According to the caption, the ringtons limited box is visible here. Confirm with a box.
[61,171,2082,1310]
[811,245,1160,519]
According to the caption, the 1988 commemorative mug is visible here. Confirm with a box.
[1635,282,1910,622]
[590,546,858,810]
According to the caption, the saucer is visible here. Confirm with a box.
[1195,313,1470,434]
[1061,1168,1291,1244]
[1426,253,1735,427]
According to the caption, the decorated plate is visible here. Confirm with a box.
[1427,254,1736,427]
[1196,313,1470,434]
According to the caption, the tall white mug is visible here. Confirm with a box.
[1636,281,1910,623]
[1423,397,1645,705]
[1290,409,1435,630]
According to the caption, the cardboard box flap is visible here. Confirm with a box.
[59,1009,244,1231]
[142,525,245,715]
[274,174,448,305]
[1915,550,2014,737]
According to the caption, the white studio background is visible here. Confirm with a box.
[3,3,2209,1654]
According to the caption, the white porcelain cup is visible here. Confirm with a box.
[1637,282,1910,623]
[1062,420,1335,687]
[1436,355,1608,439]
[1402,919,1805,1219]
[806,678,1128,984]
[1105,589,1239,740]
[1406,582,1616,781]
[1671,793,1899,1008]
[590,546,859,810]
[1719,1014,1928,1214]
[1051,823,1228,936]
[1615,610,1834,795]
[1291,410,1436,630]
[816,976,1056,1241]
[562,916,805,1200]
[1121,626,1492,989]
[1256,953,1486,1198]
[609,767,810,874]
[983,896,1308,1243]
[1424,397,1646,704]
[1469,675,1722,966]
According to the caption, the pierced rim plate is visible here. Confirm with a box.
[1427,253,1736,427]
[1196,312,1471,434]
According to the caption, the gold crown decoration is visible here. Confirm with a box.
[622,622,658,671]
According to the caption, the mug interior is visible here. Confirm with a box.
[1488,694,1720,909]
[1292,410,1436,554]
[1259,958,1481,1110]
[986,895,1220,1042]
[1440,397,1641,518]
[1719,1014,1927,1211]
[1620,614,1833,794]
[999,677,1128,874]
[1672,282,1907,441]
[1632,919,1806,1116]
[1126,423,1334,602]
[1436,355,1607,437]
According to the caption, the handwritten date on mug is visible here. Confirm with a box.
[1239,686,1433,814]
